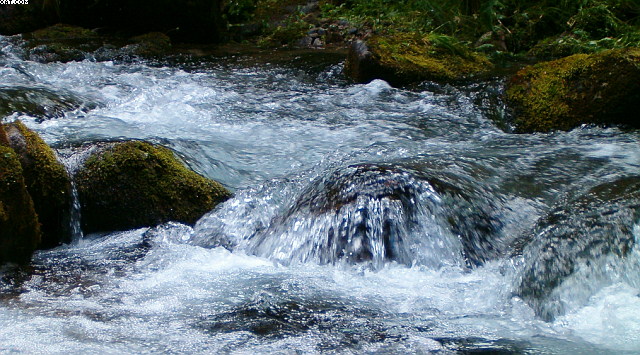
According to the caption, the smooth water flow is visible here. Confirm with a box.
[1,35,640,353]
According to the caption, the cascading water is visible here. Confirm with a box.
[1,34,640,353]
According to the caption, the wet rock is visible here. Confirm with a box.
[516,176,640,321]
[5,121,73,249]
[76,140,231,233]
[506,48,640,133]
[248,164,503,268]
[345,34,492,86]
[0,124,41,264]
[23,24,100,63]
[0,86,89,121]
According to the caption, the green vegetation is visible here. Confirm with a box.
[220,0,640,58]
[321,0,640,54]
[76,141,232,233]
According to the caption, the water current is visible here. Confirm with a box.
[1,35,640,353]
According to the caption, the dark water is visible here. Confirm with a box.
[1,35,640,354]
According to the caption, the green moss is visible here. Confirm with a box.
[349,33,492,85]
[506,48,640,132]
[0,125,41,264]
[28,23,96,41]
[5,121,72,248]
[76,141,232,233]
[128,32,172,57]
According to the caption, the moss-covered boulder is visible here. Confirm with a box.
[506,48,640,133]
[5,121,73,248]
[125,32,172,57]
[345,33,492,86]
[0,125,41,264]
[76,141,231,233]
[23,24,100,63]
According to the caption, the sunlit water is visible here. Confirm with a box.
[1,35,640,353]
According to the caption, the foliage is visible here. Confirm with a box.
[320,0,640,56]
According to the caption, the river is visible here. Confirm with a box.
[1,35,640,354]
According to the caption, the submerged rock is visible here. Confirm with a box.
[4,121,73,249]
[344,34,492,86]
[516,176,640,321]
[0,86,90,122]
[246,164,503,268]
[506,48,640,133]
[76,140,231,233]
[0,125,41,264]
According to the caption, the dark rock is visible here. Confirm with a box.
[5,121,73,249]
[0,85,89,121]
[23,24,100,63]
[505,48,640,133]
[516,176,640,321]
[28,44,86,63]
[248,164,503,268]
[76,140,231,233]
[0,124,41,264]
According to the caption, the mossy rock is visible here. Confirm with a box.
[125,32,172,57]
[76,141,232,233]
[506,48,640,133]
[26,23,97,41]
[345,33,492,86]
[0,125,41,264]
[5,121,73,249]
[24,24,100,63]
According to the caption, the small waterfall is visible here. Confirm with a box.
[57,146,100,243]
[68,180,84,242]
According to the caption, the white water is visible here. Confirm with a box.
[1,35,640,353]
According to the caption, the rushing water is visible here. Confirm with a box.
[1,35,640,354]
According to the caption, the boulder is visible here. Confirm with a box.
[0,125,41,264]
[345,34,492,86]
[76,141,231,233]
[0,86,89,121]
[5,121,73,248]
[245,164,503,268]
[506,48,640,133]
[124,32,172,58]
[516,176,640,321]
[23,24,100,63]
